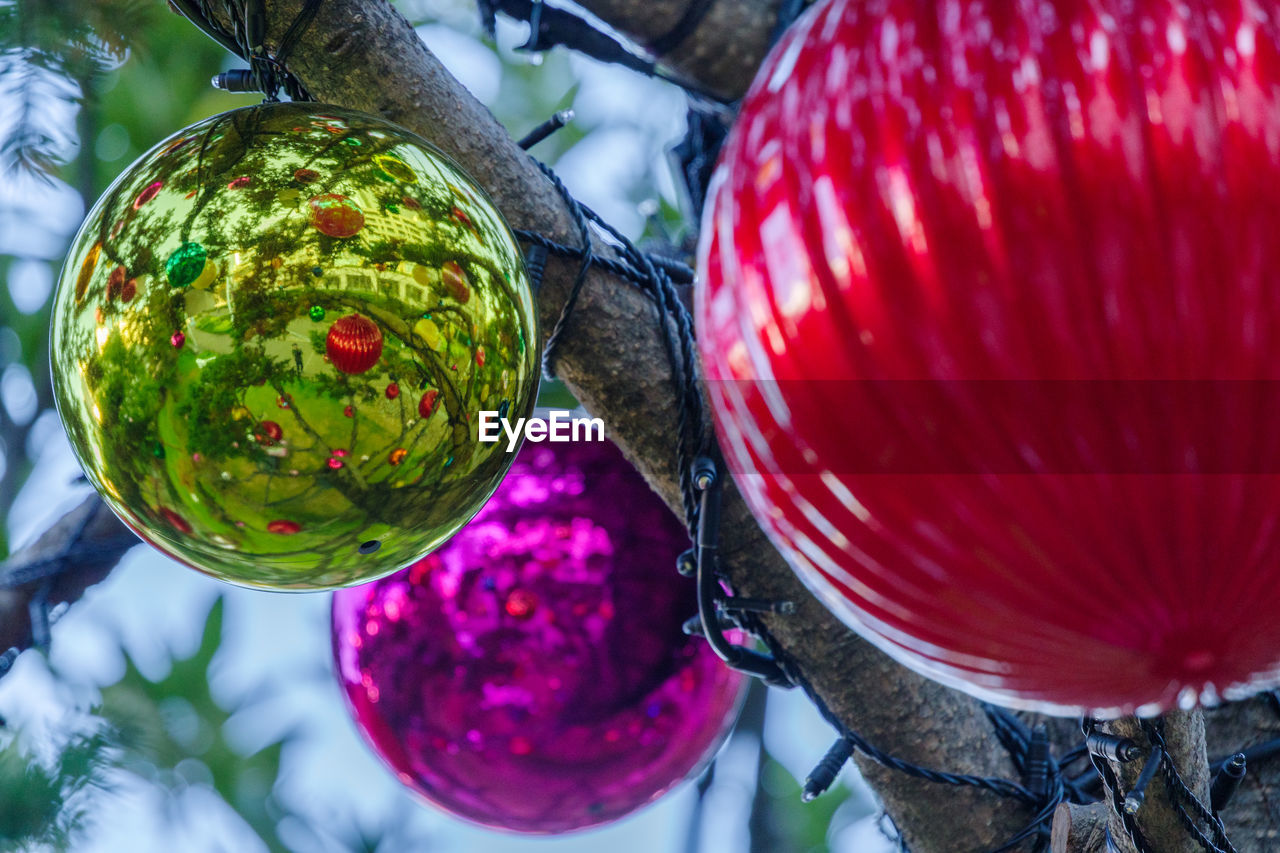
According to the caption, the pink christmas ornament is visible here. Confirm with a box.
[332,439,746,833]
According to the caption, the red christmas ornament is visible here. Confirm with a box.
[418,389,439,419]
[441,260,471,303]
[308,193,365,238]
[385,381,400,400]
[161,507,192,535]
[255,421,283,445]
[325,314,383,374]
[106,266,125,301]
[698,0,1280,714]
[267,519,301,534]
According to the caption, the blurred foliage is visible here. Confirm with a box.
[96,597,298,852]
[0,728,110,850]
[755,752,859,853]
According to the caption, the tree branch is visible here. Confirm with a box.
[0,495,135,653]
[222,2,1035,849]
[572,0,783,101]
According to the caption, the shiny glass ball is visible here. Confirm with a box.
[698,0,1280,714]
[51,103,538,589]
[332,439,746,833]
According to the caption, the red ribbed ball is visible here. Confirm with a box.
[325,313,383,375]
[697,0,1280,715]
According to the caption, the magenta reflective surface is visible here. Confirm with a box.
[331,439,746,833]
[698,0,1280,715]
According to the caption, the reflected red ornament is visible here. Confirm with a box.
[332,440,746,833]
[161,507,191,535]
[418,389,439,419]
[267,519,301,534]
[132,181,162,209]
[106,266,125,301]
[326,314,383,374]
[697,0,1280,715]
[308,193,365,238]
[255,421,283,445]
[441,260,470,303]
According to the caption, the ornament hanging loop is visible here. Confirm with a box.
[692,456,792,686]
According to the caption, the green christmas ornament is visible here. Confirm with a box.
[51,103,539,590]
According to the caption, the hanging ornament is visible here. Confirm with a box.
[325,313,383,375]
[332,439,746,833]
[697,0,1280,715]
[51,102,539,590]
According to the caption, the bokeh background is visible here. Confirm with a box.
[0,2,893,850]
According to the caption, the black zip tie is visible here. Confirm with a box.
[523,244,548,293]
[647,0,717,58]
[692,457,790,685]
[681,611,735,637]
[802,737,853,801]
[720,597,795,616]
[1210,753,1246,815]
[517,110,574,150]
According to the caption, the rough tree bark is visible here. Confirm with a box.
[7,1,1280,850]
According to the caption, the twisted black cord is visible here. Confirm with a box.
[1142,720,1237,853]
[513,156,706,529]
[530,163,595,381]
[1083,718,1156,853]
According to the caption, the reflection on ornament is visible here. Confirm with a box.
[133,181,163,209]
[441,260,470,303]
[418,389,439,419]
[51,102,539,589]
[374,154,416,183]
[326,313,383,375]
[106,266,126,301]
[308,193,365,238]
[74,241,101,302]
[332,440,746,833]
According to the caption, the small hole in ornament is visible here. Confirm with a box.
[359,539,381,554]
